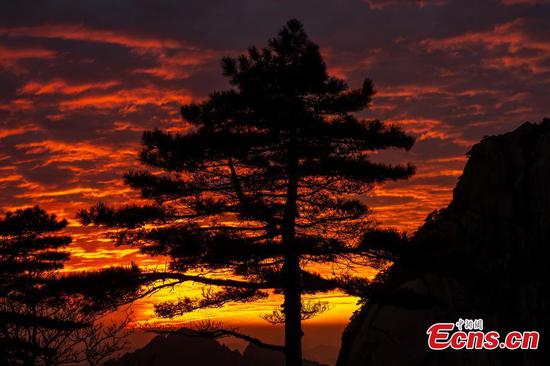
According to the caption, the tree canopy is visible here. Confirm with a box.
[80,19,415,366]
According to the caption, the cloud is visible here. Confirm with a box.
[0,44,57,63]
[1,24,185,49]
[57,87,193,111]
[0,44,57,73]
[0,125,41,139]
[19,79,119,95]
[421,18,550,73]
[365,0,447,9]
[135,49,222,80]
[16,140,112,159]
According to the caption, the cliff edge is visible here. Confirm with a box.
[337,119,550,366]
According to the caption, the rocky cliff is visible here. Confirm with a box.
[337,119,550,366]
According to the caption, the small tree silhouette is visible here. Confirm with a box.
[79,19,415,366]
[0,206,132,365]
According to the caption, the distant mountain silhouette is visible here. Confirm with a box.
[107,329,328,366]
[105,330,241,366]
[242,343,326,366]
[337,119,550,366]
[304,344,340,365]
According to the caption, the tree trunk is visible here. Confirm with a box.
[282,131,303,366]
[283,252,303,366]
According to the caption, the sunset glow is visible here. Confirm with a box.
[1,0,549,330]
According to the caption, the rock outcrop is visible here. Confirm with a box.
[337,119,550,366]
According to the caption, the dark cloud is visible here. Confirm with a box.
[20,163,75,187]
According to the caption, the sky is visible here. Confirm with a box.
[1,0,549,342]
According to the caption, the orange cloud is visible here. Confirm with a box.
[0,44,56,74]
[421,19,550,72]
[0,173,23,184]
[58,87,193,111]
[0,44,57,63]
[135,49,221,80]
[0,125,41,139]
[0,98,34,111]
[376,85,441,98]
[365,0,447,9]
[16,140,112,159]
[19,79,120,95]
[14,140,139,168]
[322,47,382,80]
[113,121,144,132]
[1,24,184,49]
[18,187,100,199]
[386,117,481,145]
[388,118,449,140]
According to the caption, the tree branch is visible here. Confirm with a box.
[154,328,285,353]
[139,272,275,289]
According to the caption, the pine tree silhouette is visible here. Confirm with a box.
[0,206,76,364]
[0,206,134,365]
[79,19,415,366]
